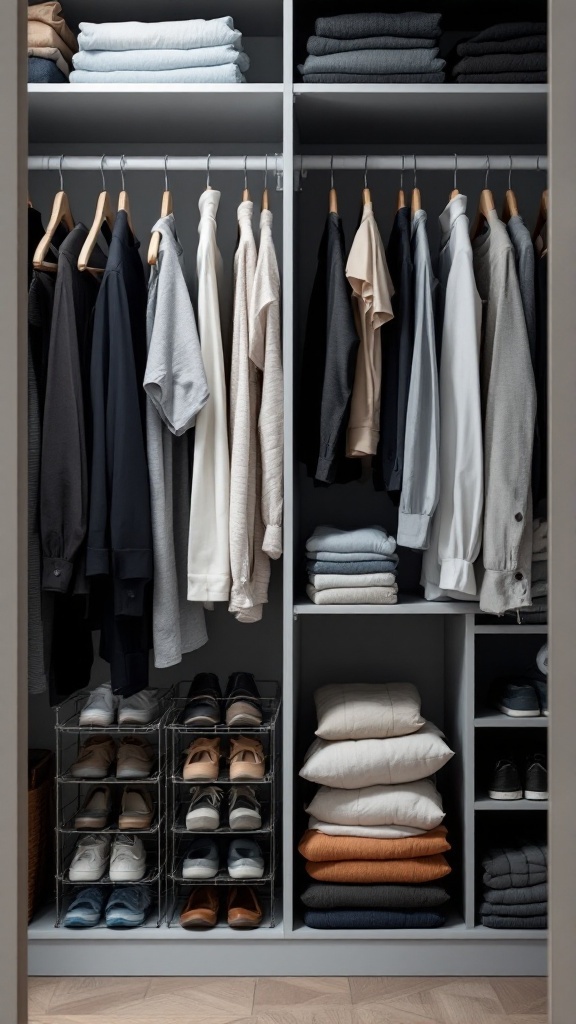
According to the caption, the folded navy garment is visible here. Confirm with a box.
[454,53,546,75]
[302,73,446,84]
[456,72,547,83]
[307,559,399,575]
[481,914,547,929]
[28,56,67,83]
[299,50,445,78]
[314,13,442,41]
[480,901,547,918]
[456,36,547,57]
[307,35,437,56]
[304,908,446,928]
[466,22,547,44]
[483,882,548,906]
[483,843,547,890]
[301,883,450,910]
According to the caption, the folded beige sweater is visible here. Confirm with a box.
[28,21,75,63]
[306,583,398,605]
[308,572,397,590]
[28,46,69,77]
[28,3,77,53]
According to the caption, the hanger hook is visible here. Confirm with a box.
[100,155,107,192]
[364,155,369,189]
[413,154,417,190]
[120,154,126,192]
[330,155,334,191]
[485,154,490,191]
[508,155,513,193]
[59,154,64,192]
[164,155,169,193]
[264,153,268,191]
[400,154,405,192]
[206,153,211,189]
[453,153,458,191]
[244,155,248,192]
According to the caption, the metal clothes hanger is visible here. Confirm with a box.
[533,154,548,242]
[411,154,421,216]
[362,155,371,206]
[262,153,270,210]
[329,155,338,214]
[206,153,213,192]
[242,155,250,202]
[117,154,134,232]
[148,155,173,266]
[471,155,496,240]
[33,155,74,271]
[397,154,406,210]
[502,155,519,224]
[78,154,115,273]
[450,153,460,201]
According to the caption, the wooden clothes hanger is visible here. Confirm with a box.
[397,155,406,210]
[33,156,74,271]
[533,156,548,242]
[449,153,460,201]
[117,155,134,232]
[471,156,496,240]
[411,155,422,216]
[78,155,115,273]
[262,153,270,211]
[148,155,174,266]
[501,156,519,224]
[329,155,338,214]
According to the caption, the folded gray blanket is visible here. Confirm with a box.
[482,882,548,906]
[315,13,442,40]
[456,72,547,83]
[483,843,547,890]
[466,22,547,44]
[454,53,546,75]
[299,50,445,77]
[304,908,445,928]
[481,914,547,929]
[308,35,437,56]
[302,72,446,84]
[457,36,547,57]
[480,900,547,918]
[307,559,399,575]
[301,883,450,910]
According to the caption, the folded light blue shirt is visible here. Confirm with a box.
[78,18,241,51]
[73,46,249,73]
[70,66,247,83]
[306,525,397,557]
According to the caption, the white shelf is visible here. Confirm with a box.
[28,906,284,940]
[294,595,479,615]
[475,712,548,728]
[294,84,547,145]
[28,85,284,145]
[56,0,282,35]
[292,920,546,941]
[475,797,548,810]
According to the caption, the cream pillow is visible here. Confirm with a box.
[314,682,424,741]
[300,722,454,788]
[308,816,429,839]
[306,778,445,830]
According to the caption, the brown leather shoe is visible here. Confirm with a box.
[179,886,219,929]
[227,886,263,928]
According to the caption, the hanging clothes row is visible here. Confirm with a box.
[28,156,283,702]
[300,155,547,619]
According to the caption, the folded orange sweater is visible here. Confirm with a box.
[299,826,450,863]
[305,854,451,884]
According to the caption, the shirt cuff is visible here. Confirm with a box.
[42,557,74,593]
[346,425,379,458]
[263,524,282,560]
[439,558,477,596]
[479,568,532,616]
[187,574,231,603]
[397,512,432,551]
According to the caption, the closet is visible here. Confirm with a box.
[24,0,552,983]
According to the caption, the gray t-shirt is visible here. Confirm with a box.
[145,214,209,667]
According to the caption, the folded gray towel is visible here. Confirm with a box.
[481,914,547,929]
[302,72,446,83]
[466,22,547,44]
[299,50,445,77]
[456,72,547,83]
[457,36,547,57]
[454,53,546,75]
[315,13,442,40]
[307,559,399,575]
[483,882,548,906]
[308,35,437,56]
[301,883,450,910]
[480,900,547,918]
[483,843,547,890]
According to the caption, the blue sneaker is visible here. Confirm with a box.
[105,886,152,928]
[492,680,540,718]
[63,887,105,928]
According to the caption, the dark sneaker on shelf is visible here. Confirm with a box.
[488,758,523,800]
[183,674,222,727]
[185,785,224,831]
[229,785,262,831]
[224,672,262,727]
[525,753,548,800]
[493,680,540,718]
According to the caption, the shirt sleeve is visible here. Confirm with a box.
[40,259,88,592]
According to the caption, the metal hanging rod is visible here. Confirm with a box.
[28,155,283,172]
[299,155,546,172]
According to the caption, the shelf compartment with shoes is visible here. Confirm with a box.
[169,882,275,931]
[165,680,280,931]
[53,689,173,929]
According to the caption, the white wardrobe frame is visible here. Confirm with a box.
[1,0,575,1018]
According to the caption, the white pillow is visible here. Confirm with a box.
[308,816,429,839]
[314,682,424,741]
[306,778,445,830]
[300,722,454,788]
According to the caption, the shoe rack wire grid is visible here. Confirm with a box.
[165,680,281,930]
[54,689,173,928]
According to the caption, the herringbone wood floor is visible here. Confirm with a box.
[29,976,547,1024]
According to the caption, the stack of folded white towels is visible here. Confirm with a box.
[305,525,399,605]
[70,17,250,83]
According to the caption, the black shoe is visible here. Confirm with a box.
[488,757,522,800]
[525,753,548,800]
[183,674,222,727]
[224,673,262,727]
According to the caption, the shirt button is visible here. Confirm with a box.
[127,590,135,599]
[515,572,524,581]
[515,512,523,522]
[53,569,61,577]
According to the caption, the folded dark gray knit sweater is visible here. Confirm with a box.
[483,843,547,890]
[315,13,442,41]
[307,559,399,575]
[308,34,438,56]
[480,900,547,918]
[481,913,547,929]
[456,72,547,83]
[454,53,546,75]
[299,50,445,77]
[301,883,450,910]
[303,72,446,84]
[482,882,548,906]
[457,36,547,57]
[466,22,547,45]
[304,908,446,929]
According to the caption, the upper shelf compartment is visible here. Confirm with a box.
[294,85,547,146]
[28,85,284,144]
[57,0,283,36]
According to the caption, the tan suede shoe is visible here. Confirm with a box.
[179,886,219,929]
[229,737,265,781]
[118,786,155,829]
[183,737,221,782]
[116,736,155,780]
[227,886,263,928]
[70,736,116,779]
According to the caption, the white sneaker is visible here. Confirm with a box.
[118,689,160,726]
[109,835,147,882]
[79,684,118,728]
[69,834,111,881]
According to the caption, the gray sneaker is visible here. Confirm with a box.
[182,838,219,880]
[227,838,264,879]
[493,680,540,718]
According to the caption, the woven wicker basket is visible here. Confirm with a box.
[28,749,53,923]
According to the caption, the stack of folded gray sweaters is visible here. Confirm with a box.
[299,12,445,84]
[453,22,547,83]
[480,842,547,929]
[305,526,399,605]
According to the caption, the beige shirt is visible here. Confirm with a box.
[27,21,75,64]
[345,201,394,458]
[27,3,78,53]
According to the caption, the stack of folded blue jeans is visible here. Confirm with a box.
[305,525,399,604]
[70,17,250,83]
[453,22,547,83]
[298,12,445,84]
